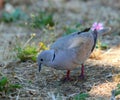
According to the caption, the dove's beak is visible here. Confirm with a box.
[39,63,42,72]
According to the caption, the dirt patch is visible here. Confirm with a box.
[1,47,120,99]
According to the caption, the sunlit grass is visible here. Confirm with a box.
[15,33,48,62]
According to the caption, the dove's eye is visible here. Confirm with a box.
[40,59,43,61]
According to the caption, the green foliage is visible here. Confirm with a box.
[15,33,48,62]
[15,45,38,62]
[73,93,89,100]
[30,11,55,29]
[115,84,120,96]
[63,23,85,35]
[0,76,22,94]
[0,77,8,90]
[0,8,28,23]
[117,84,120,89]
[64,27,78,35]
[96,40,108,50]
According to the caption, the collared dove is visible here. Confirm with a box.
[37,25,111,81]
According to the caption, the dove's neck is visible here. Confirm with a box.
[91,30,98,52]
[46,60,55,68]
[45,50,56,67]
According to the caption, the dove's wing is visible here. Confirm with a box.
[51,31,94,65]
[51,31,92,51]
[73,32,94,64]
[67,31,94,64]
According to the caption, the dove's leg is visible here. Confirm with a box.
[64,70,70,80]
[79,64,84,79]
[66,70,70,79]
[62,70,73,81]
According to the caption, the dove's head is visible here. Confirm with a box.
[37,50,55,72]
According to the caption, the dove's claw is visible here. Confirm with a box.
[78,74,85,80]
[61,76,73,82]
[63,77,72,81]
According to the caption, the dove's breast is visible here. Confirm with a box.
[51,49,78,70]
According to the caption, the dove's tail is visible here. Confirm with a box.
[90,27,111,52]
[97,27,111,37]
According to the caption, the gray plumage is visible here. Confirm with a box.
[37,27,111,72]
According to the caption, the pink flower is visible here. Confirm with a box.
[91,22,103,31]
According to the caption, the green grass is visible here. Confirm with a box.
[115,84,120,96]
[96,40,108,50]
[15,45,38,62]
[14,34,48,62]
[73,93,89,100]
[0,76,22,94]
[29,11,55,29]
[0,8,28,23]
[63,23,88,35]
